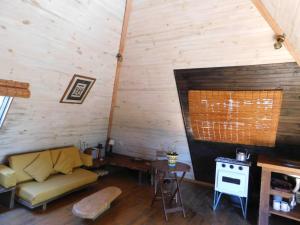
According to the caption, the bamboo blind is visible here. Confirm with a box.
[188,90,283,147]
[0,79,30,98]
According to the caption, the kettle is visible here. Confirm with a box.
[236,148,250,161]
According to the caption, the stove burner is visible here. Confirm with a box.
[215,157,251,166]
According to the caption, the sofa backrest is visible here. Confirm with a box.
[9,146,83,184]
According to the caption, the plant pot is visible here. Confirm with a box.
[166,153,178,167]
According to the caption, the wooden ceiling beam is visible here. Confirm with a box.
[107,0,132,139]
[251,0,300,66]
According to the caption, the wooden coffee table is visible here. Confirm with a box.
[72,186,121,220]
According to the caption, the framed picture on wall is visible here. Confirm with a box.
[60,74,96,104]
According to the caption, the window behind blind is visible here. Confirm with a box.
[0,96,13,128]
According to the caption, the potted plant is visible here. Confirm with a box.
[166,151,178,167]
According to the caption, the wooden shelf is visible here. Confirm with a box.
[269,189,299,221]
[270,205,300,222]
[258,156,300,225]
[270,189,294,199]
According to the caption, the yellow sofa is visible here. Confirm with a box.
[0,146,97,210]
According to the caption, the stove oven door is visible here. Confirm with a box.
[216,170,248,197]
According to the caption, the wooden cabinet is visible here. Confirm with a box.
[258,155,300,225]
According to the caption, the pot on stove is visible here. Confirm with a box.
[236,148,250,161]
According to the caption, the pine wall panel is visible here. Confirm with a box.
[111,0,294,179]
[0,0,125,160]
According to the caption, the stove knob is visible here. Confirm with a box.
[239,166,243,171]
[222,164,226,168]
[230,165,234,169]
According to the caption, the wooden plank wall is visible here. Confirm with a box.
[175,62,300,183]
[0,0,126,160]
[111,0,295,180]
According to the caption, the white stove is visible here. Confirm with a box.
[213,157,251,218]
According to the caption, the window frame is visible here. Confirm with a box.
[0,96,13,128]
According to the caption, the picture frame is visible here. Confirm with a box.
[60,74,96,104]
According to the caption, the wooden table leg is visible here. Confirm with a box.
[174,173,186,217]
[159,178,168,221]
[170,172,186,202]
[258,168,271,225]
[151,169,154,186]
[151,170,161,206]
[138,171,142,185]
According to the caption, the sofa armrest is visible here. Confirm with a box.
[0,164,16,188]
[80,153,93,167]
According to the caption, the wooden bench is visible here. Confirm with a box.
[91,153,152,184]
[72,186,121,220]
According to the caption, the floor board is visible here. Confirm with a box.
[0,170,297,225]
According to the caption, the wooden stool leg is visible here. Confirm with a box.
[151,170,162,206]
[138,171,142,185]
[174,174,186,217]
[159,179,168,221]
[151,185,159,207]
[154,170,158,194]
[151,169,154,186]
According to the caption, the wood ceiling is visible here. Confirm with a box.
[252,0,300,66]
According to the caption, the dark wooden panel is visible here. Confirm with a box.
[174,62,300,193]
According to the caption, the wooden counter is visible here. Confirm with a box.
[257,155,300,225]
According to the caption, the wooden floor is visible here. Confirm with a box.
[0,170,298,225]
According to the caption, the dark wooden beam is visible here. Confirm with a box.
[251,0,300,66]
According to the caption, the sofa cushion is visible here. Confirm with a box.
[49,149,60,175]
[8,146,83,183]
[50,146,83,175]
[24,151,53,182]
[54,151,74,175]
[50,149,60,166]
[80,152,93,167]
[9,152,40,183]
[0,164,17,188]
[16,168,97,205]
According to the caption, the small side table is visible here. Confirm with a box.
[151,160,190,221]
[91,158,108,170]
[0,186,16,209]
